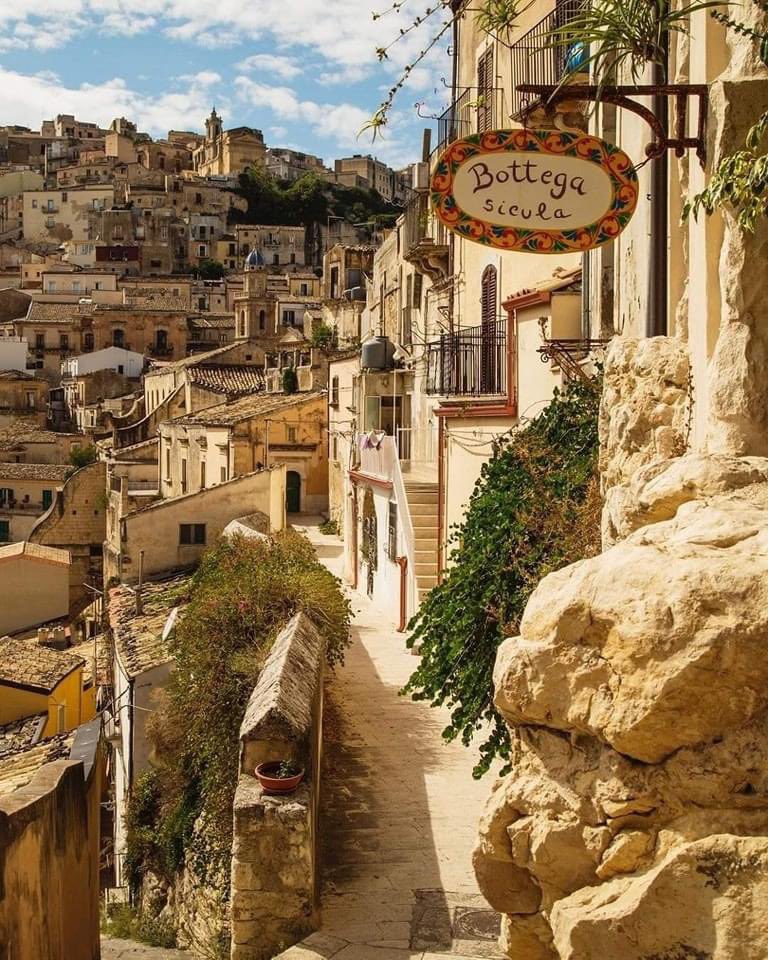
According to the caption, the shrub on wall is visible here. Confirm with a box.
[404,378,602,777]
[125,531,351,892]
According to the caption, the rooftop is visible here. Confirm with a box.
[0,637,85,693]
[25,301,95,323]
[0,462,71,482]
[188,364,265,396]
[109,573,193,678]
[0,714,46,759]
[0,542,71,566]
[0,369,38,382]
[0,424,81,450]
[171,389,324,427]
[0,731,74,797]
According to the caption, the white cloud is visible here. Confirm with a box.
[269,126,289,140]
[237,54,302,80]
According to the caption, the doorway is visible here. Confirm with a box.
[286,470,301,513]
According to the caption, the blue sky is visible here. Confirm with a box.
[0,1,452,170]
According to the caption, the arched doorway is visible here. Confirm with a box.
[286,470,301,513]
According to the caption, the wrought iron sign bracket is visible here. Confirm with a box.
[517,83,709,166]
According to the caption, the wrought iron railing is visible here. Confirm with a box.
[509,0,586,120]
[426,322,507,397]
[433,86,507,158]
[403,188,448,257]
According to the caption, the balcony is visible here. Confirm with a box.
[147,343,173,358]
[508,0,587,121]
[402,190,449,281]
[433,85,507,159]
[426,322,507,398]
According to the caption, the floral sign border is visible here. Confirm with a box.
[430,128,639,254]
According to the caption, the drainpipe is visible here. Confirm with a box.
[646,27,669,337]
[396,556,409,632]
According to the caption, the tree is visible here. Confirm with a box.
[197,259,226,280]
[69,444,98,468]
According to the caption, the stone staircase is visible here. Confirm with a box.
[404,480,440,603]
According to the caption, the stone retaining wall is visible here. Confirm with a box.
[231,612,326,960]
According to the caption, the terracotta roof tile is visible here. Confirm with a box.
[108,573,193,678]
[0,542,70,565]
[0,714,46,759]
[26,301,95,323]
[0,731,73,796]
[0,462,71,481]
[0,637,85,693]
[188,365,265,396]
[172,389,324,427]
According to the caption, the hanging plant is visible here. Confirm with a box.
[546,0,725,84]
[282,367,299,394]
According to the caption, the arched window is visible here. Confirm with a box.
[112,328,125,348]
[259,309,266,330]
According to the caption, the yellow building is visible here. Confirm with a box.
[0,542,71,635]
[0,635,95,737]
[192,109,266,177]
[159,390,328,514]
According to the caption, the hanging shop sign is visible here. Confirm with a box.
[430,128,638,254]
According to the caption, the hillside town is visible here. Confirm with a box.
[3,0,768,958]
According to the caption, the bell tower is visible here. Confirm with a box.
[205,107,223,143]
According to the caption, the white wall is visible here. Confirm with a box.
[64,347,144,379]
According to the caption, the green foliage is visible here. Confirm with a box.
[197,258,226,280]
[101,903,177,949]
[403,379,603,778]
[282,367,299,394]
[126,533,351,891]
[318,518,339,536]
[477,0,534,44]
[310,322,336,350]
[69,444,98,469]
[546,0,723,83]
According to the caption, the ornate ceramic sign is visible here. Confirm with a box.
[430,129,639,254]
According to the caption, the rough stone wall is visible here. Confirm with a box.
[0,730,102,960]
[231,612,326,960]
[29,460,107,606]
[599,337,690,545]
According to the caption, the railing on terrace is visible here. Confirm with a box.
[403,190,448,256]
[509,0,586,120]
[426,322,507,398]
[433,86,507,159]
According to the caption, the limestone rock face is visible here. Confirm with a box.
[599,337,690,545]
[495,496,768,762]
[551,835,768,960]
[477,460,768,958]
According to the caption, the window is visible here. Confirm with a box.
[229,243,236,255]
[387,501,398,560]
[83,332,94,352]
[200,461,206,488]
[290,253,296,264]
[283,309,296,326]
[0,487,14,507]
[259,309,266,330]
[198,245,206,257]
[113,328,124,348]
[35,333,45,349]
[330,376,340,407]
[26,391,36,409]
[287,426,297,443]
[31,199,38,209]
[220,464,227,483]
[273,253,279,265]
[179,523,206,545]
[477,47,494,133]
[199,225,207,238]
[0,520,8,543]
[413,272,423,309]
[60,333,69,350]
[181,458,187,493]
[46,217,55,228]
[155,329,168,352]
[72,281,80,293]
[198,297,206,311]
[48,280,57,293]
[165,445,171,480]
[300,283,308,295]
[42,489,53,510]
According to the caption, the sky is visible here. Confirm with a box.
[0,1,453,171]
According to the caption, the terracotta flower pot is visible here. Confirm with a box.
[255,761,305,794]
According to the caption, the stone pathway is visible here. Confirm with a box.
[100,939,190,959]
[284,518,501,960]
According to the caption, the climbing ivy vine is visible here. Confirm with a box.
[403,378,602,777]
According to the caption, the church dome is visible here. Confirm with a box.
[245,248,265,269]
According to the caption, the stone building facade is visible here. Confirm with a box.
[192,109,265,177]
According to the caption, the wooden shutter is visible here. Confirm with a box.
[481,266,497,329]
[477,48,494,133]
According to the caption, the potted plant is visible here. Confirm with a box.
[255,759,305,794]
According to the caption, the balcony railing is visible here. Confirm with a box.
[509,0,587,120]
[433,86,507,158]
[426,322,507,398]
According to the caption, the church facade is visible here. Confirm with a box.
[192,108,266,177]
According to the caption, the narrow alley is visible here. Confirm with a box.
[285,518,500,960]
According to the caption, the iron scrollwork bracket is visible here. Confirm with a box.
[517,83,709,166]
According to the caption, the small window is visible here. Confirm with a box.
[272,253,279,265]
[287,426,297,443]
[290,253,296,264]
[220,464,227,483]
[387,501,398,560]
[181,458,187,494]
[60,334,69,350]
[200,461,206,488]
[35,333,45,349]
[84,332,94,352]
[179,523,206,545]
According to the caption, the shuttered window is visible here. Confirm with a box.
[477,48,494,133]
[481,265,497,329]
[481,265,499,394]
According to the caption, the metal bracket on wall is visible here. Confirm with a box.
[517,83,709,166]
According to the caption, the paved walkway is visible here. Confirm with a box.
[100,939,189,959]
[285,518,500,960]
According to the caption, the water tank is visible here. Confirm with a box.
[361,336,395,371]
